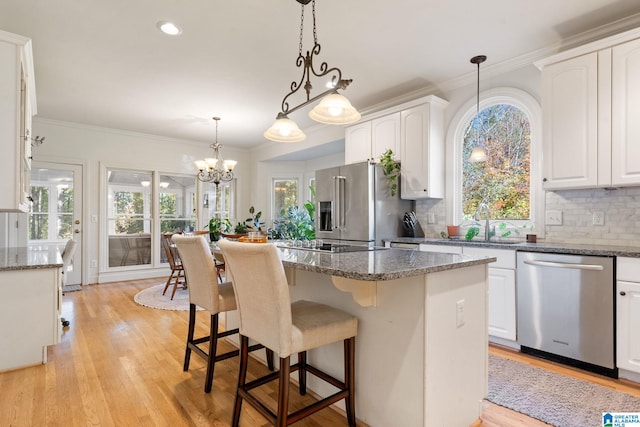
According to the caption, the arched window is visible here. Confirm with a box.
[449,88,543,238]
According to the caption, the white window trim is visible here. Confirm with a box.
[445,87,545,238]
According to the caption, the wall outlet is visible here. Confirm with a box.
[456,299,465,328]
[91,259,97,268]
[546,210,563,225]
[592,211,605,226]
[427,213,435,224]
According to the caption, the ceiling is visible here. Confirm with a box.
[2,0,640,151]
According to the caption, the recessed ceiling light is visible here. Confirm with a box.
[157,21,182,36]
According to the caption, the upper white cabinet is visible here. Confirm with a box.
[0,30,36,212]
[400,97,448,200]
[536,28,640,190]
[345,113,400,165]
[345,95,448,198]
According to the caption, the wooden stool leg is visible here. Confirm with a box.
[232,335,250,427]
[183,304,196,371]
[204,314,219,393]
[266,348,275,371]
[298,351,307,395]
[276,356,291,427]
[345,337,356,427]
[162,272,172,295]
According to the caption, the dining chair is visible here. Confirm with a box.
[161,232,185,300]
[218,239,358,427]
[172,235,274,393]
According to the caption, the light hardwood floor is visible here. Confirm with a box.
[0,278,638,426]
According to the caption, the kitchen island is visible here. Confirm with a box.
[226,245,495,427]
[0,246,63,372]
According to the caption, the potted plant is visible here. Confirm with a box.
[379,149,401,196]
[207,216,231,241]
[245,206,265,232]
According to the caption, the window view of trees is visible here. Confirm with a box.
[29,182,74,241]
[29,185,48,240]
[273,178,298,218]
[462,104,531,220]
[113,190,145,233]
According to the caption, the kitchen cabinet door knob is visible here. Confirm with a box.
[620,291,626,296]
[543,177,548,182]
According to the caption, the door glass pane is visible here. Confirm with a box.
[56,184,74,239]
[107,169,152,267]
[29,185,49,240]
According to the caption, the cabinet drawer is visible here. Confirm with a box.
[617,257,640,282]
[419,244,462,254]
[463,247,516,269]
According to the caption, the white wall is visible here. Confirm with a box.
[30,118,251,284]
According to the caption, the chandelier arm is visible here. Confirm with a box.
[281,52,310,114]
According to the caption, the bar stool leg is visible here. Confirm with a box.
[266,348,275,371]
[183,304,196,371]
[276,356,291,427]
[204,313,219,393]
[298,351,307,395]
[232,335,250,427]
[345,337,356,427]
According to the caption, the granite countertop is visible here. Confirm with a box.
[389,237,640,257]
[0,246,63,271]
[277,247,496,281]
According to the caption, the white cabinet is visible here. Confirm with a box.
[536,28,640,190]
[463,247,517,342]
[0,30,36,212]
[0,266,61,371]
[616,257,640,375]
[345,113,400,165]
[417,243,517,343]
[400,98,448,200]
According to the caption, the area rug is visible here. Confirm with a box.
[133,283,197,311]
[488,354,640,426]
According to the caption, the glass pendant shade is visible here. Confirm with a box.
[308,93,361,124]
[469,146,488,163]
[264,117,306,143]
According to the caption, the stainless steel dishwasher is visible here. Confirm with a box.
[517,251,617,377]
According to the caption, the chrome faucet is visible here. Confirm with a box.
[474,202,491,241]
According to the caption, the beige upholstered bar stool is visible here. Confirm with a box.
[218,240,358,427]
[172,235,274,393]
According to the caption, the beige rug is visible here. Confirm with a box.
[133,283,198,311]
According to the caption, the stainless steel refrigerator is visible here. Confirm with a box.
[315,161,413,246]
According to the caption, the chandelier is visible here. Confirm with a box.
[195,117,237,187]
[264,0,361,143]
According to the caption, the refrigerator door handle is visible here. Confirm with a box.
[333,175,346,229]
[333,176,340,230]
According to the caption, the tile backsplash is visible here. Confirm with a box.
[544,187,640,246]
[413,187,640,247]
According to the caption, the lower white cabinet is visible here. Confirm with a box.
[616,257,640,374]
[0,266,61,371]
[463,247,517,342]
[417,244,517,343]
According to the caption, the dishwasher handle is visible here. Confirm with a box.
[523,259,604,271]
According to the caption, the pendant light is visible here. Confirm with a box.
[264,0,360,143]
[469,55,488,163]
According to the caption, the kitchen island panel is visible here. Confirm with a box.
[283,264,488,427]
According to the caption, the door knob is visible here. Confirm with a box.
[75,219,80,224]
[74,229,80,234]
[620,291,626,296]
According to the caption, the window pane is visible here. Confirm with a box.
[107,169,152,267]
[57,214,73,239]
[202,180,235,226]
[159,174,196,233]
[462,104,531,220]
[273,179,298,218]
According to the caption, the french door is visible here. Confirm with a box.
[30,162,83,286]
